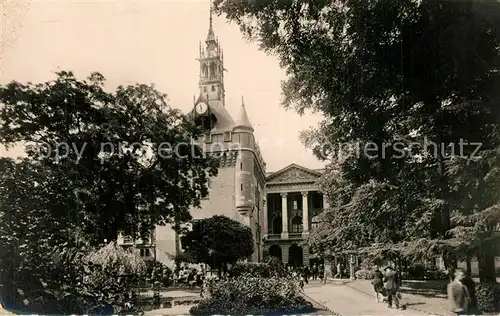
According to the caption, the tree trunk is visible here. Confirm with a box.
[466,257,472,275]
[478,253,496,283]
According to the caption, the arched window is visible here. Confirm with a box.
[291,216,303,233]
[210,63,217,77]
[201,64,208,77]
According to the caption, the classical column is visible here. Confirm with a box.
[303,245,310,266]
[282,245,290,264]
[281,193,288,239]
[263,195,268,236]
[302,191,309,237]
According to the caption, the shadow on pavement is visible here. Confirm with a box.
[401,280,447,298]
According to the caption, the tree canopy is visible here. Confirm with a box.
[0,71,219,312]
[215,0,500,281]
[0,71,218,244]
[180,215,254,274]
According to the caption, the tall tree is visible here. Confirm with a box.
[180,215,254,276]
[215,0,500,280]
[0,71,218,244]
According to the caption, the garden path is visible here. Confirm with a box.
[143,305,193,315]
[347,279,454,316]
[304,280,428,316]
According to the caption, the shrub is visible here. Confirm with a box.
[145,260,173,287]
[423,268,448,280]
[75,242,147,314]
[355,269,372,280]
[190,275,313,315]
[229,262,287,278]
[406,263,426,280]
[265,256,283,268]
[475,282,500,313]
[0,242,146,315]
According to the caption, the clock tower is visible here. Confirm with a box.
[153,3,267,266]
[196,6,225,108]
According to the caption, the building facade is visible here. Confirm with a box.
[152,10,266,264]
[117,9,327,267]
[262,164,327,267]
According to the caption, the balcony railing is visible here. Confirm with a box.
[264,233,304,240]
[267,234,281,240]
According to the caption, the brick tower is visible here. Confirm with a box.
[154,6,267,264]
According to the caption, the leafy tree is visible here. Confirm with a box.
[180,215,254,276]
[0,157,86,312]
[0,71,218,244]
[215,0,500,281]
[0,71,219,312]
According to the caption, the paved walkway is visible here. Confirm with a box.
[347,280,455,316]
[144,305,193,315]
[140,289,200,298]
[304,281,426,316]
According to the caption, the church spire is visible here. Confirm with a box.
[209,1,213,30]
[206,0,216,43]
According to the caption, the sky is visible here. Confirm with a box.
[0,0,324,172]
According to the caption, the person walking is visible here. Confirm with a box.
[334,263,342,279]
[319,265,326,283]
[383,266,400,309]
[371,265,384,303]
[299,271,305,290]
[447,270,471,315]
[303,266,310,284]
[461,271,477,314]
[312,264,318,280]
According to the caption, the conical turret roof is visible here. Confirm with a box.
[234,96,253,132]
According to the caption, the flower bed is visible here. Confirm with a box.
[190,274,314,315]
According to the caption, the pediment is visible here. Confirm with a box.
[266,164,322,183]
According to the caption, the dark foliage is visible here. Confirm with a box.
[475,282,500,313]
[180,215,254,275]
[216,0,500,281]
[229,262,287,278]
[189,275,313,315]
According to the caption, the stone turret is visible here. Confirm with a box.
[234,96,255,216]
[233,96,254,133]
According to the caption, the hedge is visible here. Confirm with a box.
[228,262,287,278]
[476,282,500,313]
[190,275,313,315]
[355,269,372,280]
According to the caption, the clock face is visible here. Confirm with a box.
[196,102,208,115]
